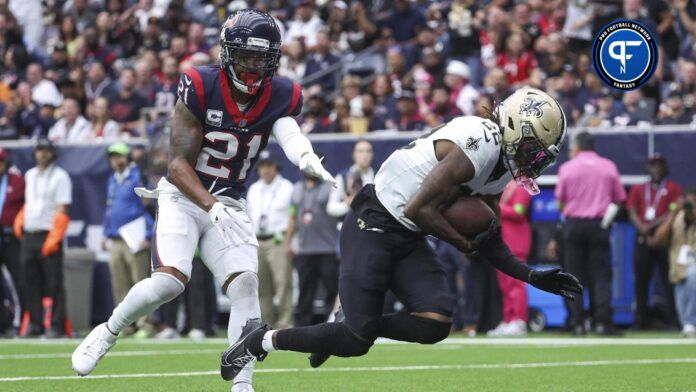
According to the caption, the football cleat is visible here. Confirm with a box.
[309,307,345,368]
[221,318,269,381]
[231,381,255,392]
[71,323,118,376]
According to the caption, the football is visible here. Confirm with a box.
[442,196,496,237]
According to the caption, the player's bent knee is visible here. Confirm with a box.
[224,271,258,299]
[410,314,452,344]
[150,272,186,303]
[334,324,374,357]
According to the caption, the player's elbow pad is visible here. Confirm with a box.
[476,234,532,282]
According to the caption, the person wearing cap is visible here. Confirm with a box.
[444,60,479,116]
[0,148,25,336]
[394,90,426,131]
[658,91,695,125]
[47,97,92,143]
[286,152,339,327]
[13,139,72,337]
[246,151,295,329]
[285,0,326,49]
[627,155,682,329]
[102,142,154,336]
[555,132,626,336]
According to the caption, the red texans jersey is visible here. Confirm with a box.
[176,65,303,199]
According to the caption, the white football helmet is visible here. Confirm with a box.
[496,87,567,194]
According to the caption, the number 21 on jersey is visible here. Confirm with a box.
[196,131,263,181]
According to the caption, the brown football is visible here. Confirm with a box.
[441,196,496,237]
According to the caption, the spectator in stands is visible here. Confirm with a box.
[84,62,114,104]
[0,148,24,336]
[649,187,696,338]
[380,0,426,43]
[555,132,626,335]
[496,32,537,87]
[277,40,306,82]
[286,153,338,326]
[386,49,408,93]
[615,89,645,126]
[488,180,532,337]
[658,91,694,125]
[102,142,154,337]
[152,56,178,116]
[446,0,484,87]
[326,1,377,53]
[90,97,120,141]
[423,85,462,127]
[562,0,595,53]
[25,63,62,108]
[327,139,374,220]
[394,89,426,131]
[108,68,147,136]
[304,30,339,92]
[298,93,332,134]
[445,60,478,116]
[359,93,389,132]
[134,59,157,103]
[78,25,117,72]
[330,95,350,133]
[65,0,97,32]
[285,0,325,49]
[186,22,209,56]
[48,98,92,143]
[482,67,509,103]
[247,151,295,330]
[14,139,71,337]
[553,66,592,125]
[628,155,682,329]
[370,73,397,126]
[13,82,56,139]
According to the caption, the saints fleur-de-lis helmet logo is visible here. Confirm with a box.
[519,97,548,118]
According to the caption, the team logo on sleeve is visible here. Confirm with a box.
[519,98,548,118]
[206,109,223,127]
[466,136,481,151]
[592,20,658,90]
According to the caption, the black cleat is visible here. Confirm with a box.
[309,307,345,368]
[221,318,269,381]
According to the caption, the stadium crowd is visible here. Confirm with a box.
[3,0,696,141]
[0,0,695,339]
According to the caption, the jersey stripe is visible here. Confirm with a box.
[186,68,206,112]
[287,82,302,115]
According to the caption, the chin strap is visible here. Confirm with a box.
[517,176,540,196]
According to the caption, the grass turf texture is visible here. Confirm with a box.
[1,334,695,391]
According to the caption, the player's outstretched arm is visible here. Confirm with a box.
[272,117,336,185]
[476,194,583,300]
[168,100,218,212]
[404,140,477,253]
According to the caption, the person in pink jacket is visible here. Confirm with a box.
[488,180,532,336]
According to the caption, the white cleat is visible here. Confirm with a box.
[187,328,206,341]
[486,322,508,337]
[501,319,528,337]
[155,327,181,339]
[232,381,255,392]
[71,323,118,376]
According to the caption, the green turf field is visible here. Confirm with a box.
[1,334,695,391]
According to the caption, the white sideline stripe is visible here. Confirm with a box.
[0,349,221,360]
[2,358,696,382]
[1,337,695,346]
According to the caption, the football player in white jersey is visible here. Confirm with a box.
[220,88,582,375]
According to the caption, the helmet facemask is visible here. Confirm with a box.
[502,121,561,195]
[220,43,280,95]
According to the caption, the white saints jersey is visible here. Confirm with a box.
[375,116,513,232]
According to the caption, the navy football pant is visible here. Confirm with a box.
[275,208,453,356]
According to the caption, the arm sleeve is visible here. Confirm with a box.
[476,231,533,282]
[272,116,314,166]
[326,174,349,217]
[626,185,640,212]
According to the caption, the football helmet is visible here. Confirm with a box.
[219,9,282,95]
[496,87,567,194]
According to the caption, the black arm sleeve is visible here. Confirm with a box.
[475,231,533,283]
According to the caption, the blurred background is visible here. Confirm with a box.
[0,0,695,339]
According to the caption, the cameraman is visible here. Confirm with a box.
[649,188,696,338]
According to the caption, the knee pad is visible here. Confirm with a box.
[150,272,186,303]
[225,271,259,300]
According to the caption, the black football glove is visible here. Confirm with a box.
[529,268,583,300]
